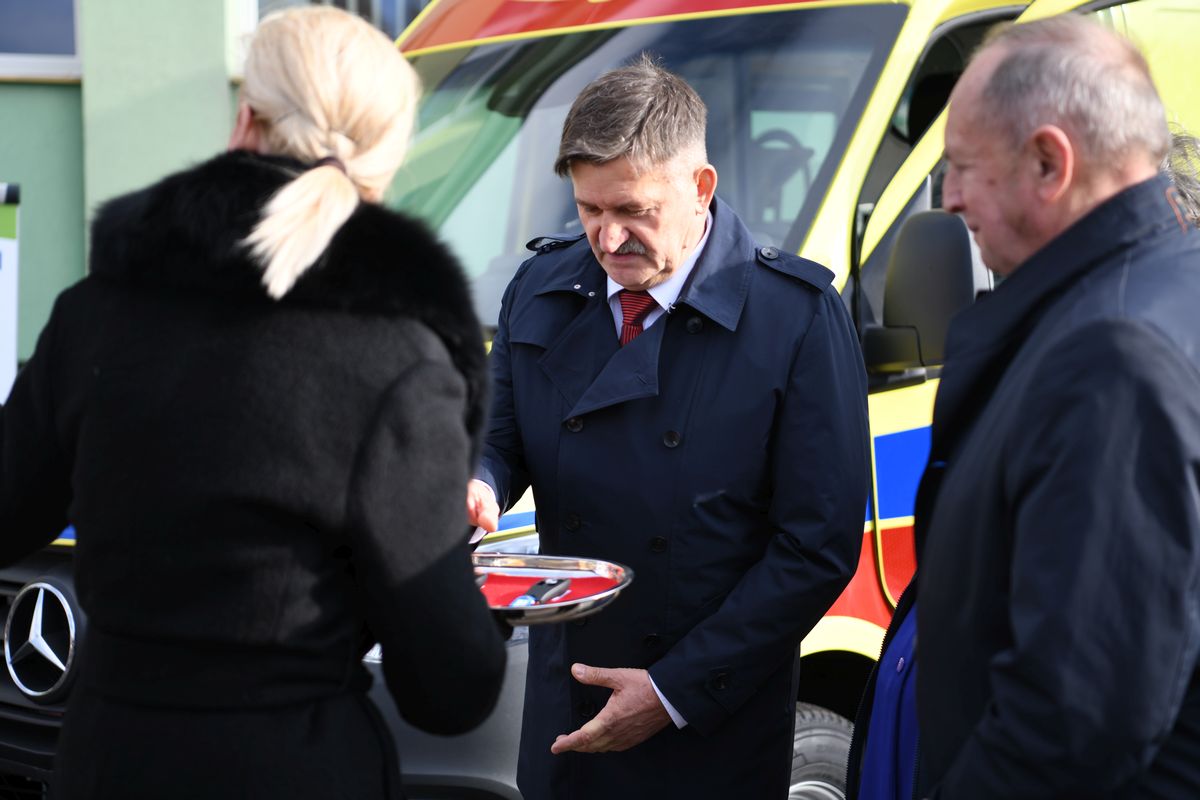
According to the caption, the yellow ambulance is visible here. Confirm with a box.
[378,0,1199,796]
[0,0,1194,797]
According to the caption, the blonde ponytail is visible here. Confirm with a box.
[237,7,422,298]
[245,163,359,299]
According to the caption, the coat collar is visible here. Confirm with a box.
[532,196,756,332]
[677,196,757,331]
[519,196,758,419]
[931,174,1183,455]
[86,149,489,445]
[88,150,476,318]
[944,174,1180,364]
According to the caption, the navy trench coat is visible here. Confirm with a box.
[478,198,870,799]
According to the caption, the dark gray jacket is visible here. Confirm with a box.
[916,175,1200,798]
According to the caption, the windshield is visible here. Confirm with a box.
[390,4,906,325]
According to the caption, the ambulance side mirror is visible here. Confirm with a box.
[862,210,989,374]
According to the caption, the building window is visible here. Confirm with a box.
[0,0,80,79]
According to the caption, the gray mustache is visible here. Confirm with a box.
[614,238,647,255]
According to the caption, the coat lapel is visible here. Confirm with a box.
[564,316,665,418]
[536,296,623,415]
[526,197,756,420]
[526,276,667,419]
[505,250,629,417]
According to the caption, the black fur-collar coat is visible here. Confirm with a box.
[89,149,489,445]
[0,151,505,799]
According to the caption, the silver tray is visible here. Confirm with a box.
[472,553,634,626]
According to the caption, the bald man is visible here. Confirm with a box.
[849,15,1200,800]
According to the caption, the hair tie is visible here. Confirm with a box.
[312,156,347,175]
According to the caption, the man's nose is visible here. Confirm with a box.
[597,220,628,253]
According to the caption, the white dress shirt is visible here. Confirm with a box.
[605,212,712,340]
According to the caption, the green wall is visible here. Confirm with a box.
[0,82,84,361]
[80,0,234,216]
[1,1,237,360]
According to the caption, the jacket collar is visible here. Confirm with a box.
[523,197,758,418]
[86,149,489,445]
[88,150,478,319]
[533,196,755,332]
[677,196,756,331]
[944,174,1180,364]
[929,174,1183,461]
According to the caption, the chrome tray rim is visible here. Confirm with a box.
[472,552,634,626]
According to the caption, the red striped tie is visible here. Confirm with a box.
[618,290,657,346]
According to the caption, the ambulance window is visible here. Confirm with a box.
[440,138,521,285]
[392,4,906,326]
[746,111,836,236]
[856,177,934,329]
[858,14,1011,211]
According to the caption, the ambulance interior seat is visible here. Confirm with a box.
[861,209,990,377]
[747,128,814,244]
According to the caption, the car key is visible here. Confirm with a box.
[510,577,571,607]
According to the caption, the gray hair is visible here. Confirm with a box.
[555,54,707,177]
[976,16,1169,169]
[1165,129,1200,227]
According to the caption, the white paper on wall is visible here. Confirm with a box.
[0,230,17,404]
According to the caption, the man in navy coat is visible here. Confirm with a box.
[466,56,870,799]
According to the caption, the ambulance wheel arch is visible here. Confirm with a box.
[798,617,883,721]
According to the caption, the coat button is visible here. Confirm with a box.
[565,417,584,433]
[579,701,597,718]
[662,430,681,448]
[572,617,588,628]
[564,513,581,532]
[686,317,703,334]
[711,671,729,691]
[649,536,668,553]
[643,633,662,647]
[759,246,779,260]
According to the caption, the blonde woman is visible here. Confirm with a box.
[0,7,505,798]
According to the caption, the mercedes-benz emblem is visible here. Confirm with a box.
[4,582,77,700]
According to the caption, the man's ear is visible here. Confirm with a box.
[1028,124,1074,203]
[694,164,718,212]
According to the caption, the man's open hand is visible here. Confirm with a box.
[550,664,671,754]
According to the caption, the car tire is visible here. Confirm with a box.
[789,702,853,800]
